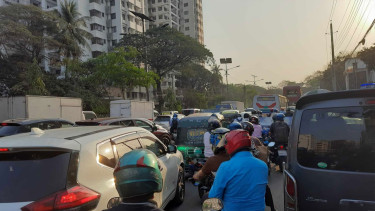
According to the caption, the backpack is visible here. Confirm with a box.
[274,121,289,143]
[171,118,178,128]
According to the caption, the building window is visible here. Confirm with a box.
[158,0,161,2]
[132,92,138,99]
[185,19,189,23]
[112,40,117,46]
[158,15,163,19]
[112,26,117,32]
[158,6,162,11]
[111,13,116,19]
[102,12,104,17]
[184,3,188,7]
[110,0,115,6]
[121,0,125,7]
[185,27,189,31]
[152,0,155,3]
[184,11,188,15]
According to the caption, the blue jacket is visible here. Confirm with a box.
[208,151,268,211]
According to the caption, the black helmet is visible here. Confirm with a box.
[250,116,259,124]
[244,113,250,119]
[208,119,221,131]
[241,121,254,136]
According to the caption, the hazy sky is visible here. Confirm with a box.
[202,0,375,87]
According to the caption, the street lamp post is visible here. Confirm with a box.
[129,11,154,101]
[220,58,239,93]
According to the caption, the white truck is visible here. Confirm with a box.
[0,95,83,123]
[110,100,155,120]
[221,101,245,112]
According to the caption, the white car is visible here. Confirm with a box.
[0,126,185,211]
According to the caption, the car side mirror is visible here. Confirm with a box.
[152,124,157,132]
[167,145,177,153]
[202,198,223,211]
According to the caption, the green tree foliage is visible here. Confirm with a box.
[120,27,213,111]
[91,48,158,99]
[56,0,92,59]
[164,88,182,111]
[358,45,375,70]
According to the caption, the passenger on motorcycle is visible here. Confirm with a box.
[204,119,221,158]
[209,130,268,211]
[232,113,243,123]
[270,113,290,143]
[228,122,242,131]
[250,116,263,139]
[104,149,164,211]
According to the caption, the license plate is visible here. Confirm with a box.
[278,150,287,156]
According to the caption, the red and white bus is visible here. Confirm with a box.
[283,86,302,106]
[253,94,288,112]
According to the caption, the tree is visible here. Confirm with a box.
[121,27,213,111]
[91,48,157,99]
[358,45,375,70]
[56,0,92,59]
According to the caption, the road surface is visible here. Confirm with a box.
[167,167,284,211]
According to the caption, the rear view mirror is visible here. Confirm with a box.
[202,198,223,211]
[268,142,275,147]
[167,145,177,153]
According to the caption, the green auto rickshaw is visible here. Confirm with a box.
[220,109,240,128]
[175,113,223,166]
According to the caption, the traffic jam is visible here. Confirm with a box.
[0,85,374,211]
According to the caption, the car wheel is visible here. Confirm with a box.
[161,135,171,145]
[172,166,185,205]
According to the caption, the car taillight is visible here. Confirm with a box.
[21,185,100,211]
[279,145,284,150]
[0,148,9,152]
[1,123,7,126]
[366,99,375,105]
[285,171,297,210]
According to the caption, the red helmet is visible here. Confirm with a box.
[224,130,252,156]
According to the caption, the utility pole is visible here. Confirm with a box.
[330,21,337,91]
[251,75,257,85]
[225,63,229,92]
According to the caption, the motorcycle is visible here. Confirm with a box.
[269,142,287,172]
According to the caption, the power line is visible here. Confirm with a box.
[355,1,374,47]
[337,0,363,50]
[343,0,371,53]
[336,0,361,47]
[351,18,375,55]
[337,0,352,30]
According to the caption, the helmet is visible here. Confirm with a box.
[276,113,285,121]
[208,119,222,131]
[212,127,230,155]
[224,130,252,156]
[241,121,254,135]
[272,114,277,122]
[243,113,250,119]
[114,149,162,199]
[228,122,242,131]
[250,116,259,124]
[173,113,178,118]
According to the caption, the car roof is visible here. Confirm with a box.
[2,118,73,124]
[296,89,375,109]
[76,117,150,124]
[0,126,149,150]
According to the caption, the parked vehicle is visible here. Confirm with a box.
[154,114,185,131]
[0,118,73,137]
[181,108,200,116]
[0,126,185,210]
[285,89,375,211]
[82,111,97,120]
[0,95,83,123]
[253,94,288,112]
[110,100,155,120]
[221,101,245,112]
[75,117,172,145]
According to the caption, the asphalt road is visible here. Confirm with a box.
[166,167,284,211]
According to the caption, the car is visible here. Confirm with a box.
[244,108,257,114]
[181,108,200,116]
[154,114,185,131]
[75,117,172,145]
[0,126,185,210]
[285,89,375,211]
[82,111,97,120]
[0,118,74,137]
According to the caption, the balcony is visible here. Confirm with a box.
[89,3,103,12]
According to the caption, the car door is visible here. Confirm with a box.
[138,134,177,206]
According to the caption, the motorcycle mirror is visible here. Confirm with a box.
[268,142,275,147]
[202,198,223,211]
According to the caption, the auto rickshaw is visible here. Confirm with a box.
[220,110,239,128]
[175,113,224,173]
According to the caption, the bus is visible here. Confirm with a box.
[283,85,302,106]
[253,94,288,112]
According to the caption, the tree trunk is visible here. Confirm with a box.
[156,76,164,113]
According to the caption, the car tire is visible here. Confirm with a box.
[172,166,185,205]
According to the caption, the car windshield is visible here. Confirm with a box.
[154,116,171,122]
[0,125,21,137]
[0,150,71,202]
[297,106,375,173]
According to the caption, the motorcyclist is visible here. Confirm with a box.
[194,128,230,181]
[250,116,263,139]
[270,113,290,143]
[243,113,251,122]
[228,122,242,131]
[204,119,221,158]
[285,108,294,117]
[104,149,163,211]
[209,130,268,211]
[169,113,179,134]
[232,113,243,123]
[242,121,276,211]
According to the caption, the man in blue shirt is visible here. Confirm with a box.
[209,129,268,211]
